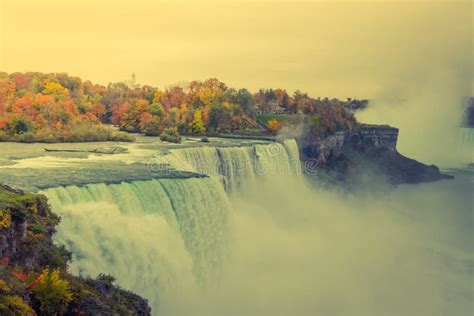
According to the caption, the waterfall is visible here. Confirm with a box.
[167,139,302,191]
[459,127,474,146]
[44,177,231,309]
[43,140,303,313]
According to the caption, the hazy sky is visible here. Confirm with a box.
[0,0,471,97]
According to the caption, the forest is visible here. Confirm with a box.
[0,72,364,142]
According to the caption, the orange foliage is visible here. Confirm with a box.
[267,119,283,132]
[112,102,130,125]
[91,103,106,120]
[0,72,357,142]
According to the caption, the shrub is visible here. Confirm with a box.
[110,131,135,142]
[0,121,135,143]
[13,119,30,134]
[0,210,11,228]
[303,104,357,138]
[31,268,72,315]
[0,295,36,316]
[267,119,283,132]
[160,127,181,144]
[32,224,46,234]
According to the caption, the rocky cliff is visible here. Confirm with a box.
[0,185,151,315]
[297,124,452,185]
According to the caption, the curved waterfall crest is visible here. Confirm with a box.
[166,139,302,191]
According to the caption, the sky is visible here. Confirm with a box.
[0,0,472,98]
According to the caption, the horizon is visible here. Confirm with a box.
[1,0,472,99]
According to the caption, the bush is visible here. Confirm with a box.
[267,119,283,132]
[304,104,357,138]
[110,131,135,142]
[0,210,11,228]
[31,268,72,315]
[0,121,135,143]
[13,119,30,134]
[0,295,36,316]
[160,127,181,144]
[32,224,46,234]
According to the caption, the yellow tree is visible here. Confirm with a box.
[42,82,69,101]
[30,268,72,315]
[189,109,205,135]
[152,90,164,104]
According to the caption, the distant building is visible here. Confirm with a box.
[255,105,288,115]
[273,106,287,115]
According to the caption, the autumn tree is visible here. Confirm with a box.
[189,109,206,134]
[30,268,72,315]
[0,72,359,143]
[42,82,69,101]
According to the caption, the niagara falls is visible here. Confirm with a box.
[0,1,472,315]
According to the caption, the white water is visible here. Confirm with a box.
[43,139,473,315]
[460,127,474,147]
[165,140,301,191]
[45,177,231,309]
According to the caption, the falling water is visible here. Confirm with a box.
[43,140,303,312]
[459,127,474,146]
[167,139,302,191]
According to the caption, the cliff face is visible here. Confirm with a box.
[0,185,151,316]
[298,125,452,185]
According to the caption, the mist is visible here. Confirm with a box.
[354,0,472,167]
[161,174,472,315]
[356,70,472,167]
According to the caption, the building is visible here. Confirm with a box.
[255,103,288,115]
[273,106,287,115]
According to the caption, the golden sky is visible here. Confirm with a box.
[0,0,471,97]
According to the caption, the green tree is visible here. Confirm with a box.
[236,89,254,116]
[150,103,164,117]
[13,119,29,134]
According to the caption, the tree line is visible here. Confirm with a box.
[0,72,363,142]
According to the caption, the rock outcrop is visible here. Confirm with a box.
[0,185,151,315]
[297,124,453,185]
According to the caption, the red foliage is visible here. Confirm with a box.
[1,256,10,266]
[162,86,187,111]
[139,112,153,131]
[111,102,130,125]
[12,269,28,281]
[91,103,106,120]
[12,95,36,117]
